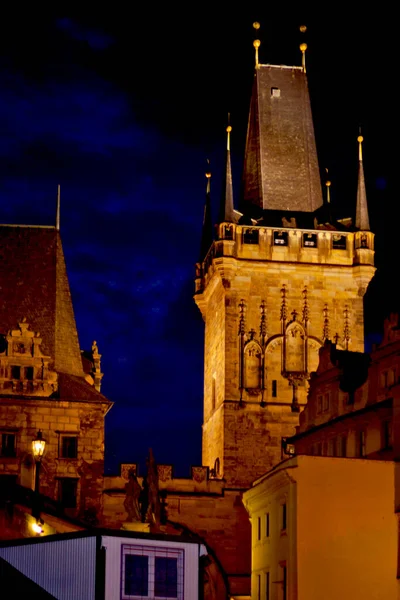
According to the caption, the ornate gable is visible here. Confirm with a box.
[0,319,57,395]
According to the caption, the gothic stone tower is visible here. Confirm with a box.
[195,60,375,489]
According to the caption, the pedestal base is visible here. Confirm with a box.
[121,521,150,533]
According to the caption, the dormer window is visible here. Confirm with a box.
[303,233,317,248]
[243,229,259,245]
[273,231,288,246]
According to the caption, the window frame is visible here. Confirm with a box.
[121,544,184,600]
[59,435,78,459]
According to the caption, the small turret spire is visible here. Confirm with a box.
[56,184,61,231]
[199,163,213,261]
[355,134,370,231]
[219,119,235,223]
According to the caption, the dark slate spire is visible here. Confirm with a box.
[0,226,84,376]
[199,167,213,261]
[241,39,323,214]
[355,135,370,231]
[219,124,235,223]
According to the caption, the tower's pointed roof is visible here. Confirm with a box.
[0,225,84,376]
[241,64,323,215]
[199,171,213,261]
[218,125,235,223]
[355,135,370,231]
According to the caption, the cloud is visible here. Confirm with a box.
[56,17,114,50]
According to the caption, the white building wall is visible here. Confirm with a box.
[102,535,200,600]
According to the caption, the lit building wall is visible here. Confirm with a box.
[244,455,397,600]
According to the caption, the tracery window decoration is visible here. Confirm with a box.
[243,340,262,390]
[284,320,306,374]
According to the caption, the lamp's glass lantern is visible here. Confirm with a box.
[32,430,46,460]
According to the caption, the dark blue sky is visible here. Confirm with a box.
[0,9,396,475]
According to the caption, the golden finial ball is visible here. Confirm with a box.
[253,22,260,30]
[326,180,331,187]
[300,43,308,52]
[253,39,261,49]
[357,135,364,143]
[300,25,307,33]
[205,172,211,179]
[226,125,232,133]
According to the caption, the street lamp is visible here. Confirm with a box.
[32,430,46,521]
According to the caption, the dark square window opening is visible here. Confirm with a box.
[243,229,259,245]
[332,235,347,250]
[125,554,149,597]
[223,226,233,240]
[155,556,178,598]
[303,233,317,248]
[61,436,78,459]
[25,366,34,380]
[11,366,20,380]
[0,433,16,458]
[272,380,277,398]
[273,231,288,246]
[59,478,78,509]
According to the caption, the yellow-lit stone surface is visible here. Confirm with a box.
[244,456,397,600]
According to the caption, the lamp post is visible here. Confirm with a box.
[32,430,46,521]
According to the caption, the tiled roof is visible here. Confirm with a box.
[0,225,83,376]
[56,372,110,404]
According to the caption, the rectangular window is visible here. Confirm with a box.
[323,393,330,412]
[317,395,323,413]
[341,435,347,457]
[25,366,34,380]
[0,433,16,457]
[303,233,317,248]
[281,503,287,531]
[265,512,270,537]
[257,574,261,600]
[155,556,178,598]
[60,436,78,459]
[59,478,78,509]
[11,366,20,380]
[257,516,261,541]
[272,380,277,398]
[265,571,270,600]
[125,554,149,596]
[332,234,347,250]
[243,229,259,244]
[122,545,184,600]
[273,231,288,246]
[357,431,366,457]
[283,565,287,600]
[382,420,393,450]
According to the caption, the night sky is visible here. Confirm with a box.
[0,9,396,476]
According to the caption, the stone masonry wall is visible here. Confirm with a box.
[0,398,106,522]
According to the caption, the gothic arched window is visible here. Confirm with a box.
[244,341,262,389]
